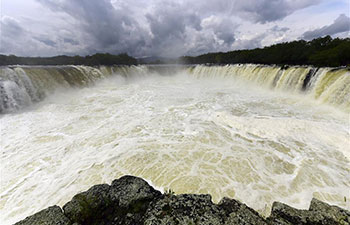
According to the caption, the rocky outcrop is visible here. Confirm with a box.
[14,175,350,225]
[267,198,350,225]
[62,176,162,225]
[14,206,71,225]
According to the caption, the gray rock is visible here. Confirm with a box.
[110,175,162,208]
[144,194,225,225]
[13,176,350,225]
[219,197,268,225]
[109,175,162,225]
[62,176,162,225]
[309,198,350,225]
[14,205,71,225]
[63,183,112,225]
[267,199,350,225]
[267,201,311,224]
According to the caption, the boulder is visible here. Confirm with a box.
[63,184,112,225]
[309,198,350,225]
[14,206,71,225]
[267,198,350,225]
[13,176,350,225]
[62,175,161,225]
[219,197,268,225]
[144,194,225,225]
[109,175,162,225]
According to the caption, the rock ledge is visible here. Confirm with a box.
[15,175,350,225]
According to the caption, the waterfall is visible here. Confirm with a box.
[188,64,350,111]
[0,65,149,113]
[1,63,349,225]
[1,64,349,113]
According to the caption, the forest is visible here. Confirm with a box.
[0,53,137,66]
[0,36,349,67]
[180,36,350,67]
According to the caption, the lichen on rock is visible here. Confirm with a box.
[14,206,71,225]
[14,175,350,225]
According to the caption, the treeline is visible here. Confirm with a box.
[0,53,137,66]
[180,36,350,67]
[1,36,349,67]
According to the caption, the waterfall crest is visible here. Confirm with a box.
[0,65,149,113]
[1,64,349,113]
[188,64,350,111]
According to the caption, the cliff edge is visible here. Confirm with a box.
[15,175,350,225]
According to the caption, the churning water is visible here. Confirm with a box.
[1,65,349,224]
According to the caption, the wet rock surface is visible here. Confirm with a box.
[14,175,350,225]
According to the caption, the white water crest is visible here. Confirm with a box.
[0,64,349,224]
[189,64,350,111]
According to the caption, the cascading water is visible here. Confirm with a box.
[0,64,349,225]
[1,64,349,113]
[189,64,350,111]
[0,65,157,113]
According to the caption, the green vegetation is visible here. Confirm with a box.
[180,36,350,67]
[164,189,175,197]
[0,53,137,66]
[1,36,349,67]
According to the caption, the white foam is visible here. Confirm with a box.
[1,71,349,224]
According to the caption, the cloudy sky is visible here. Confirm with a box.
[0,0,349,57]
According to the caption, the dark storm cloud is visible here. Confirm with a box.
[195,0,321,23]
[1,0,340,57]
[302,14,350,40]
[271,25,290,33]
[146,4,192,45]
[35,37,57,47]
[35,0,239,57]
[201,16,237,45]
[146,2,200,41]
[36,0,149,55]
[63,38,79,46]
[0,16,24,37]
[145,1,205,56]
[0,16,29,54]
[0,15,86,56]
[238,0,321,23]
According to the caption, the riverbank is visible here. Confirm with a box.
[15,175,350,225]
